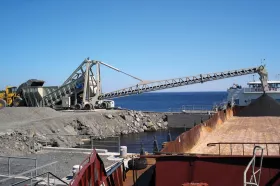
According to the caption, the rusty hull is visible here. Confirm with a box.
[153,155,280,186]
[161,108,234,153]
[157,105,280,186]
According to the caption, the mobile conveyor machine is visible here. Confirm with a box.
[0,57,268,110]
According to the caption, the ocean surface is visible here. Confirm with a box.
[112,92,228,112]
[89,92,228,153]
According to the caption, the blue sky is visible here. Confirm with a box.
[1,0,279,92]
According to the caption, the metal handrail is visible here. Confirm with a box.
[244,146,264,186]
[243,87,280,93]
[207,142,280,156]
[168,104,214,112]
[11,171,68,186]
[0,161,58,184]
[0,156,37,176]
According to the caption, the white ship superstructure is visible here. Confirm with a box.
[227,81,280,106]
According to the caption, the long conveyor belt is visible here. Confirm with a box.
[41,60,267,108]
[42,76,84,106]
[98,66,265,100]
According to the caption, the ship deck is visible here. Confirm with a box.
[188,116,280,155]
[123,158,156,186]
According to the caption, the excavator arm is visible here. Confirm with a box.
[99,65,268,100]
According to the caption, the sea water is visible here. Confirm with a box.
[94,92,227,153]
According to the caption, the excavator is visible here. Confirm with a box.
[0,86,23,108]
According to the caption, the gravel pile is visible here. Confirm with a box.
[0,107,65,125]
[236,94,280,117]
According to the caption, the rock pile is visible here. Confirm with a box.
[117,110,168,135]
[236,94,280,117]
[0,108,168,155]
[0,130,39,155]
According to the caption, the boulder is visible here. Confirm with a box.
[105,114,114,119]
[138,112,144,118]
[162,115,168,122]
[146,121,154,127]
[35,134,47,142]
[34,142,43,152]
[120,114,133,122]
[157,118,163,123]
[148,125,157,132]
[157,122,162,128]
[23,136,28,141]
[143,126,148,131]
[0,132,5,137]
[49,138,59,147]
[133,121,140,127]
[121,130,129,135]
[5,129,14,136]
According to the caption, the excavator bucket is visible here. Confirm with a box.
[13,97,23,107]
[0,99,7,109]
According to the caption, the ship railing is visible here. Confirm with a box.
[244,146,264,186]
[207,142,280,156]
[243,87,280,93]
[7,171,68,186]
[0,161,58,186]
[168,104,213,113]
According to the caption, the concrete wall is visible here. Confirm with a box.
[167,114,211,128]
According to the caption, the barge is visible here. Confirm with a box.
[69,93,280,186]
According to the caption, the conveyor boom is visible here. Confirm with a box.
[43,77,84,106]
[99,66,267,100]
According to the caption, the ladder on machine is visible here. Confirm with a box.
[244,146,264,186]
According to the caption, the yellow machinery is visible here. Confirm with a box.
[0,86,22,108]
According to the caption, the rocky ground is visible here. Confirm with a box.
[0,108,168,156]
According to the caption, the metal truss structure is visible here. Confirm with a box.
[99,66,267,99]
